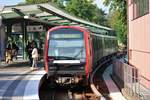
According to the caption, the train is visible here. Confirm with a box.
[44,26,118,85]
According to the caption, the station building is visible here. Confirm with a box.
[127,0,150,89]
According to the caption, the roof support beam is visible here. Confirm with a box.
[37,4,76,24]
[24,15,58,26]
[12,8,25,16]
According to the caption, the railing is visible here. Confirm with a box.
[113,59,150,100]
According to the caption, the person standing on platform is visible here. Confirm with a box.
[31,44,39,70]
[11,42,19,60]
[6,41,12,63]
[26,41,33,66]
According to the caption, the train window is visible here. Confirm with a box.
[96,37,99,50]
[99,37,102,58]
[96,37,99,56]
[93,36,97,59]
[48,28,86,60]
[108,39,110,49]
[104,38,106,52]
[109,38,112,53]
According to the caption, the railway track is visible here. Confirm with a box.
[90,59,112,100]
[39,76,97,100]
[39,57,114,100]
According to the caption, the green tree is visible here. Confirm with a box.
[92,6,108,26]
[103,0,127,46]
[65,0,94,21]
[25,0,49,4]
[65,0,108,25]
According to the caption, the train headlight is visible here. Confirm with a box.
[80,58,85,62]
[79,67,84,69]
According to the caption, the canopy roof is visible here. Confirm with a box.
[0,3,115,36]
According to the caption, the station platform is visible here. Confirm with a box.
[0,57,44,68]
[0,57,28,68]
[0,69,45,100]
[0,59,127,100]
[103,65,127,100]
[0,60,45,100]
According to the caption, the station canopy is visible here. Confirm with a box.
[0,3,114,35]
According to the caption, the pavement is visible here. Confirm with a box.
[0,68,45,100]
[0,57,44,68]
[23,70,45,100]
[0,59,45,100]
[103,65,127,100]
[0,58,28,68]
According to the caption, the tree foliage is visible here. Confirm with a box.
[65,0,93,21]
[25,0,49,4]
[65,0,108,26]
[104,0,127,45]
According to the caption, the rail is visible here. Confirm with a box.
[90,56,112,100]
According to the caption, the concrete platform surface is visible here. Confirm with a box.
[0,66,45,100]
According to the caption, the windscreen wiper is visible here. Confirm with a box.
[73,48,84,59]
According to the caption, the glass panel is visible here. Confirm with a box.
[48,28,86,60]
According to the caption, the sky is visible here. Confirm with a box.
[0,0,109,13]
[0,0,25,6]
[95,0,109,13]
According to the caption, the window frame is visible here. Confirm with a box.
[133,0,149,20]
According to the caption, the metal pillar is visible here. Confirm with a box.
[6,23,12,41]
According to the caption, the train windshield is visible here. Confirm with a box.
[48,28,86,61]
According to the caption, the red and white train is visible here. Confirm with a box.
[44,26,117,85]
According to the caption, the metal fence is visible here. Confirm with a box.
[113,60,150,100]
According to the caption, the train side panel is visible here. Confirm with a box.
[91,33,117,66]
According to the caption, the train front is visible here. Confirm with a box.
[45,26,88,85]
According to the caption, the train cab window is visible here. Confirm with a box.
[48,28,86,61]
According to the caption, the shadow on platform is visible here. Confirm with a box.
[0,59,44,68]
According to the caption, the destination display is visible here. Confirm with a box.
[51,33,83,39]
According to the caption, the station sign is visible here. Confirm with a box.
[12,24,45,32]
[27,25,45,32]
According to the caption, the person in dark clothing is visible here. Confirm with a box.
[7,41,12,50]
[26,41,33,66]
[12,42,19,60]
